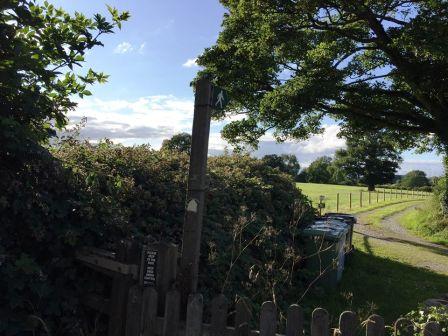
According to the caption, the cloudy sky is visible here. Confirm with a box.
[51,0,444,176]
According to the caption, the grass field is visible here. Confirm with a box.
[300,201,448,324]
[296,182,429,214]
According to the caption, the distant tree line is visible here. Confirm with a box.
[163,132,433,191]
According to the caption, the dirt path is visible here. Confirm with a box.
[355,204,448,274]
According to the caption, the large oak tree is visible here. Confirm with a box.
[198,0,448,209]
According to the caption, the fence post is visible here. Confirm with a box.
[401,189,403,199]
[360,191,363,208]
[337,193,340,212]
[423,321,441,336]
[235,297,251,335]
[311,308,329,336]
[210,294,228,336]
[109,241,140,336]
[259,301,277,336]
[383,190,386,201]
[338,311,357,336]
[394,318,413,336]
[126,285,143,336]
[162,290,180,336]
[349,193,352,210]
[366,314,385,336]
[376,191,379,203]
[186,294,203,336]
[369,191,371,205]
[143,242,178,314]
[286,304,303,336]
[141,288,158,336]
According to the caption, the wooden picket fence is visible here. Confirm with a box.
[71,242,443,336]
[124,287,443,336]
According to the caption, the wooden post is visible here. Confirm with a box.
[235,298,251,334]
[366,315,385,336]
[210,294,228,336]
[394,318,413,336]
[109,241,140,336]
[286,304,303,336]
[376,191,379,203]
[179,77,213,299]
[360,191,363,208]
[186,294,203,336]
[311,308,329,336]
[338,311,357,336]
[336,193,340,212]
[383,190,386,201]
[368,191,371,205]
[349,193,352,210]
[259,301,277,336]
[125,285,143,336]
[423,321,441,336]
[163,290,180,336]
[141,288,158,336]
[141,242,178,314]
[401,189,403,199]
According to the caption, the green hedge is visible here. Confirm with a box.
[0,140,314,334]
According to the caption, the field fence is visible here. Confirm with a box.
[308,189,432,214]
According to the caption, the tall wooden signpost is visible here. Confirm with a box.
[179,77,229,303]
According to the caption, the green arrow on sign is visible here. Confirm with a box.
[211,86,230,110]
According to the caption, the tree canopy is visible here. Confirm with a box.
[399,170,430,189]
[1,0,129,159]
[333,131,402,190]
[161,132,192,153]
[262,153,301,180]
[198,0,448,151]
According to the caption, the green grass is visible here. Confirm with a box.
[297,182,429,214]
[360,200,424,226]
[399,202,448,247]
[300,249,448,325]
[299,201,448,324]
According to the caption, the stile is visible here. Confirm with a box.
[311,308,329,336]
[394,318,413,336]
[163,290,181,336]
[186,294,203,336]
[235,297,252,334]
[286,304,303,336]
[141,287,158,336]
[125,285,143,336]
[423,321,441,336]
[211,294,229,336]
[259,301,277,336]
[338,311,357,336]
[366,315,385,336]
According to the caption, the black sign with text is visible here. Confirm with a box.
[141,248,158,287]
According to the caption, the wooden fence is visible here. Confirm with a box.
[125,288,442,336]
[70,242,443,336]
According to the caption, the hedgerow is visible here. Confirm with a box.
[0,139,314,334]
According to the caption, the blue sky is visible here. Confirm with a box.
[52,0,444,176]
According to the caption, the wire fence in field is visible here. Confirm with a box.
[308,188,432,214]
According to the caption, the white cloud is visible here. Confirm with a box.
[114,42,134,54]
[66,99,443,176]
[182,58,198,68]
[67,95,195,146]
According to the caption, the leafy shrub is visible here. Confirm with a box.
[404,306,448,335]
[0,139,314,334]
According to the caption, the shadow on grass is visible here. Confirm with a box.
[354,230,448,257]
[300,250,448,325]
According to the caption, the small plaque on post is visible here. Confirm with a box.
[140,246,158,287]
